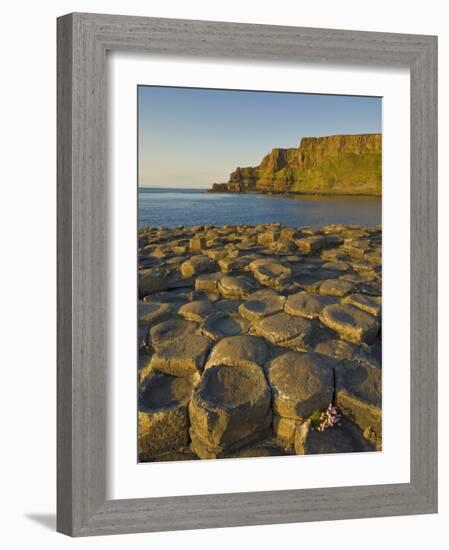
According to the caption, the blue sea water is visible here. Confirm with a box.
[138,188,381,229]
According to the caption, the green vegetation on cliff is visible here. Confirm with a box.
[210,134,382,195]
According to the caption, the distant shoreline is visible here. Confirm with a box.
[137,186,382,198]
[206,189,382,198]
[139,187,381,198]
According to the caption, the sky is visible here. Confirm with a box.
[138,86,382,189]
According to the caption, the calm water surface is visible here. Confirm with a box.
[138,188,381,229]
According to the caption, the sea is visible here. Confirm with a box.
[138,187,381,229]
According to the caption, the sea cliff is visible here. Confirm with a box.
[210,133,382,195]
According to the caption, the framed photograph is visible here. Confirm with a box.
[57,13,437,536]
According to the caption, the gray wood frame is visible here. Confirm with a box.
[57,12,438,537]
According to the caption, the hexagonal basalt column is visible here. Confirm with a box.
[266,351,334,421]
[294,417,374,455]
[189,364,272,458]
[254,312,314,351]
[334,362,382,440]
[138,372,194,460]
[319,303,380,344]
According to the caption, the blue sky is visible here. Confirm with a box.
[138,86,382,188]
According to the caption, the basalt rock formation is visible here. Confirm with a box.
[210,133,381,195]
[138,221,382,461]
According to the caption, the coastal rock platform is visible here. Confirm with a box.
[138,222,382,461]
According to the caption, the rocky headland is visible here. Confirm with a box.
[210,133,381,196]
[138,222,382,461]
